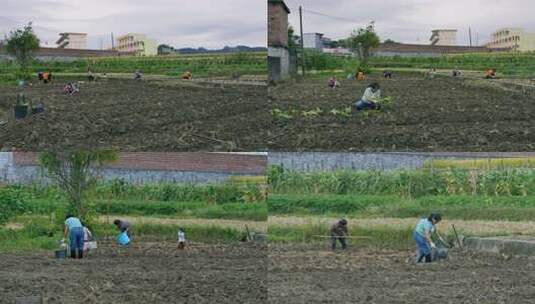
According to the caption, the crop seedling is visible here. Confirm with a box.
[271,108,298,120]
[378,96,394,109]
[329,107,352,118]
[302,107,323,118]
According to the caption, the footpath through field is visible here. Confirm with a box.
[269,215,535,236]
[98,215,267,232]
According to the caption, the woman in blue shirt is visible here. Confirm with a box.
[413,213,445,263]
[63,215,85,259]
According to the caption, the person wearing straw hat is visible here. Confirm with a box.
[330,219,348,251]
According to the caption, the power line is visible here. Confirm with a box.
[303,9,366,24]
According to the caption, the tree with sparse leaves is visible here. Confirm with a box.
[347,22,380,64]
[5,22,40,80]
[287,26,299,50]
[39,151,117,218]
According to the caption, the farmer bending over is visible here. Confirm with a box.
[355,83,381,111]
[328,76,341,89]
[134,69,143,80]
[114,219,132,238]
[87,69,95,82]
[413,213,446,263]
[42,72,52,83]
[63,215,84,259]
[331,219,348,250]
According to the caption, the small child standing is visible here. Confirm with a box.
[177,228,186,250]
[82,223,93,257]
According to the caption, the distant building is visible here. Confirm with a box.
[303,33,330,50]
[429,29,457,46]
[268,0,292,81]
[323,47,353,56]
[116,33,157,56]
[486,28,535,52]
[56,33,87,49]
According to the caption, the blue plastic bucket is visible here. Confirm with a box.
[55,249,67,259]
[117,231,130,246]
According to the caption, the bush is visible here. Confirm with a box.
[0,187,31,225]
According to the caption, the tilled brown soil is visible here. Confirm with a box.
[268,245,535,304]
[267,74,535,151]
[0,78,269,151]
[0,242,267,304]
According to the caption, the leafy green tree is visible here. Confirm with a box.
[5,22,40,80]
[348,22,380,64]
[39,150,118,218]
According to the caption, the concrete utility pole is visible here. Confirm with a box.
[299,5,306,77]
[111,32,115,50]
[469,27,472,47]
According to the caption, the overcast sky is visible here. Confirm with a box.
[283,0,535,46]
[0,0,266,49]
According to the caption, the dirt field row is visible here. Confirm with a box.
[268,245,535,303]
[267,74,535,151]
[0,242,267,304]
[0,78,269,151]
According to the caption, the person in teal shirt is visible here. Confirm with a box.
[63,215,84,259]
[413,213,445,263]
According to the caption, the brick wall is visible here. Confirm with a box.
[268,0,289,47]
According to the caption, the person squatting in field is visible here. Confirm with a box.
[63,215,84,259]
[413,213,447,263]
[328,76,341,89]
[485,68,497,79]
[355,83,381,111]
[331,219,348,250]
[63,83,79,95]
[181,71,193,80]
[38,71,52,83]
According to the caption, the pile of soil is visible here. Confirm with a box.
[267,74,535,151]
[269,245,534,303]
[0,242,267,303]
[0,78,269,151]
